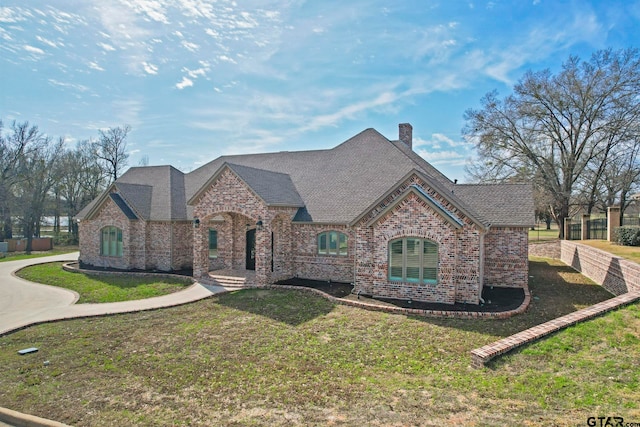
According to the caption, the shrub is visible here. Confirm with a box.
[614,226,640,246]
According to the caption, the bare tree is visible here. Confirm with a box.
[464,48,640,237]
[596,141,640,221]
[0,120,49,240]
[58,140,107,243]
[14,135,65,252]
[95,125,131,183]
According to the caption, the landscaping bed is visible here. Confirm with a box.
[276,278,524,312]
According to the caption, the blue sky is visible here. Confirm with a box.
[1,0,639,182]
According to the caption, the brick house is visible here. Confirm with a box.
[77,124,534,304]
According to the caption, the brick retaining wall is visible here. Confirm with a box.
[528,240,560,259]
[471,240,640,367]
[560,240,640,295]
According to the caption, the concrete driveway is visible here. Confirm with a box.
[0,253,79,334]
[0,252,224,336]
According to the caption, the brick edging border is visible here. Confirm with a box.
[470,291,640,368]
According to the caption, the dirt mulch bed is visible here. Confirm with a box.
[275,278,525,313]
[275,278,354,298]
[75,262,193,277]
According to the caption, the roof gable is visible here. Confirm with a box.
[78,184,140,221]
[188,162,304,208]
[109,193,138,220]
[367,185,465,229]
[351,169,489,230]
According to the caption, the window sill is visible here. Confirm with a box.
[388,279,437,286]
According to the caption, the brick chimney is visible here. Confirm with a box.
[399,123,412,150]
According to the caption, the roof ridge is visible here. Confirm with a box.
[226,162,292,177]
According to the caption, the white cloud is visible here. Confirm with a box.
[36,35,62,48]
[414,133,470,149]
[415,148,467,166]
[0,7,26,23]
[185,66,208,78]
[0,27,13,42]
[181,40,199,52]
[126,0,169,24]
[97,42,116,52]
[88,61,105,71]
[142,61,158,74]
[304,91,400,131]
[176,76,193,89]
[24,45,45,55]
[48,79,89,92]
[218,55,237,64]
[205,28,219,38]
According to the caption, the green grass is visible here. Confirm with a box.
[15,262,192,303]
[578,239,640,264]
[1,258,632,426]
[529,227,560,241]
[0,247,78,262]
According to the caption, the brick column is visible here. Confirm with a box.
[608,206,621,242]
[193,222,208,279]
[581,214,589,240]
[564,217,572,240]
[255,222,271,286]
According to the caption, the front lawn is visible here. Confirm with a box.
[0,258,631,426]
[15,262,192,303]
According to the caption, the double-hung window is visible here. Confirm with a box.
[388,238,438,284]
[100,226,123,257]
[317,231,348,256]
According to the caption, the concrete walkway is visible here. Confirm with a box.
[0,252,227,336]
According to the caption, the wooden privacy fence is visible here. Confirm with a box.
[3,238,53,252]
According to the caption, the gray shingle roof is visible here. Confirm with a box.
[453,183,535,227]
[226,163,304,207]
[77,165,187,222]
[116,165,186,221]
[79,126,534,228]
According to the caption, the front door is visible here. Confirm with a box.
[245,228,256,270]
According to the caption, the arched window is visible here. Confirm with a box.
[317,231,348,256]
[101,226,123,257]
[389,238,437,284]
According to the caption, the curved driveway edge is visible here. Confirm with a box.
[0,252,227,337]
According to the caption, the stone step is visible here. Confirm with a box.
[208,274,248,288]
